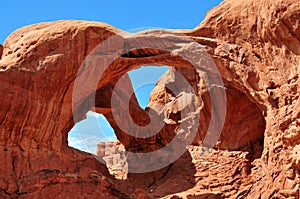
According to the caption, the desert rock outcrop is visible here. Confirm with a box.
[0,0,299,198]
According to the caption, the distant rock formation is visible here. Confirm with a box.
[0,0,299,198]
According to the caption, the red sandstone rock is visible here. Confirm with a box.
[0,44,3,59]
[0,0,299,198]
[135,188,148,199]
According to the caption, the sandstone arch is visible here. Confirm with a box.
[0,0,299,197]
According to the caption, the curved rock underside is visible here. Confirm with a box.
[0,0,299,198]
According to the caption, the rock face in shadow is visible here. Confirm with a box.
[0,0,299,198]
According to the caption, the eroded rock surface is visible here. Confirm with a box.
[0,0,299,198]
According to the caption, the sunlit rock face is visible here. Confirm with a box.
[0,0,300,198]
[148,66,266,150]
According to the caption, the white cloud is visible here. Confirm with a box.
[86,110,101,119]
[68,111,118,154]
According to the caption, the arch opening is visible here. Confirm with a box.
[68,66,170,155]
[68,111,117,154]
[68,61,266,179]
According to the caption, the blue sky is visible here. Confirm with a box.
[128,66,170,108]
[0,0,223,44]
[1,0,223,153]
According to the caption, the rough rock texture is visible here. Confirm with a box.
[96,142,128,180]
[148,67,266,150]
[0,0,299,198]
